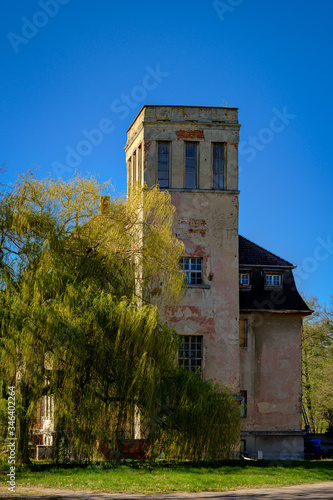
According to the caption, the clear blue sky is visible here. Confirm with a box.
[1,0,332,305]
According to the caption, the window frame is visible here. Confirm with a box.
[264,272,282,288]
[212,142,225,190]
[239,272,251,288]
[185,141,198,189]
[157,141,170,189]
[179,257,203,286]
[178,335,203,373]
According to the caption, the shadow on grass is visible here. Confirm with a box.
[15,458,333,474]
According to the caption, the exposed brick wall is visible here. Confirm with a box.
[176,130,204,140]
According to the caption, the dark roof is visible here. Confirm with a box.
[239,236,294,268]
[239,236,312,314]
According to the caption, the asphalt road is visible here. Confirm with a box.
[0,482,332,500]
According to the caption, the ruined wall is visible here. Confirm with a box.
[240,312,303,431]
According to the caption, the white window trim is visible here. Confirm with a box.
[264,272,283,288]
[239,272,251,287]
[179,257,203,286]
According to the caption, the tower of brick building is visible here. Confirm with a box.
[125,105,241,388]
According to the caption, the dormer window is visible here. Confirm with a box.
[265,273,282,287]
[239,272,250,287]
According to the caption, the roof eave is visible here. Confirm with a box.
[240,308,312,315]
[239,264,296,270]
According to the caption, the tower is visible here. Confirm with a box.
[125,105,241,388]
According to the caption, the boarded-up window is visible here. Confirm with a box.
[239,319,248,347]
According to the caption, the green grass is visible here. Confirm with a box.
[5,460,333,494]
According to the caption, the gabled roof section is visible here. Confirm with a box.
[239,235,294,268]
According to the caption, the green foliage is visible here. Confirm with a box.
[302,296,333,433]
[0,172,240,464]
[149,370,241,460]
[13,461,333,494]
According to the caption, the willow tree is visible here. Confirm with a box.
[0,172,240,464]
[0,172,183,462]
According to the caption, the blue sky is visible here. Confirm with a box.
[1,0,332,305]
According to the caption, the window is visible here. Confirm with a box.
[179,335,203,372]
[240,390,247,418]
[132,152,137,183]
[239,319,248,347]
[213,143,224,189]
[179,257,203,285]
[265,273,282,287]
[138,144,142,184]
[185,142,197,189]
[239,273,250,287]
[157,142,170,188]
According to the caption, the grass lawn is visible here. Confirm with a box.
[7,460,333,494]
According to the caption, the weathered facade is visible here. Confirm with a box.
[125,105,311,460]
[239,236,311,459]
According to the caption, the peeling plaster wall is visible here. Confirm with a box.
[240,313,303,431]
[125,105,240,192]
[125,105,241,388]
[166,191,240,387]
